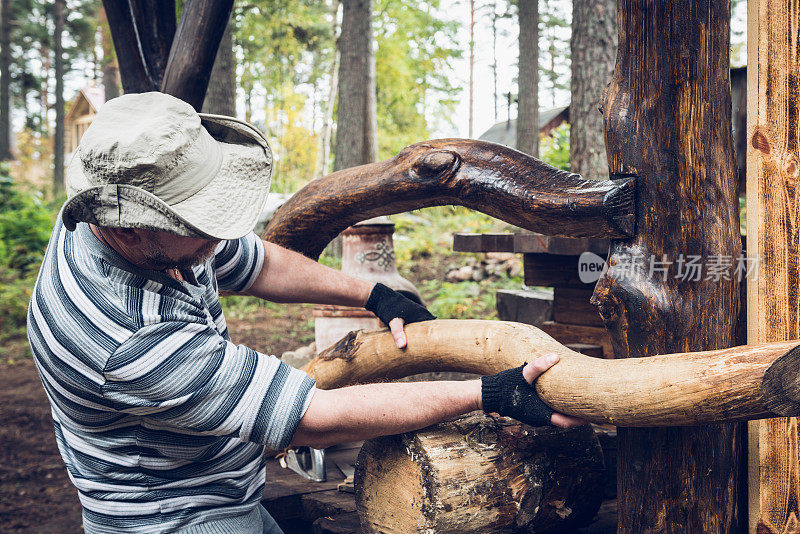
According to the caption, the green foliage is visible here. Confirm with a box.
[540,123,570,171]
[392,206,514,265]
[420,275,522,320]
[0,164,57,341]
[391,206,521,321]
[374,0,461,157]
[0,167,54,272]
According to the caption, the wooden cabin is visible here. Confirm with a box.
[65,86,105,160]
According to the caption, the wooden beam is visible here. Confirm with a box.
[302,320,800,427]
[101,0,175,93]
[746,1,800,532]
[592,1,744,530]
[263,139,635,259]
[161,0,234,110]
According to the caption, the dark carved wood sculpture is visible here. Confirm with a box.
[263,139,635,259]
[303,320,800,426]
[591,1,744,531]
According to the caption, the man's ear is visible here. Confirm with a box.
[105,227,142,247]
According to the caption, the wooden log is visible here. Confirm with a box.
[591,1,744,531]
[355,412,605,534]
[126,0,175,87]
[160,0,234,111]
[102,0,158,93]
[262,139,635,259]
[302,320,800,426]
[746,0,800,531]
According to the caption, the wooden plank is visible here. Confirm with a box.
[312,512,361,534]
[539,321,614,359]
[261,458,346,523]
[301,490,356,520]
[524,253,593,287]
[553,286,604,326]
[513,232,609,256]
[452,232,514,252]
[495,288,553,326]
[746,1,800,532]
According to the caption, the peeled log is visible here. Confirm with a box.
[263,139,635,259]
[302,319,800,426]
[355,412,605,533]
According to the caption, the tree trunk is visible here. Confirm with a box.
[316,0,340,178]
[0,0,11,160]
[746,1,800,532]
[202,16,236,116]
[355,413,605,533]
[302,319,800,426]
[333,0,378,171]
[592,1,743,531]
[468,0,475,138]
[99,6,121,101]
[569,0,615,180]
[516,0,539,157]
[263,139,635,259]
[53,0,65,195]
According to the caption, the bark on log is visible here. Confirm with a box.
[161,0,234,111]
[592,1,743,531]
[355,412,605,533]
[302,320,800,426]
[263,139,635,259]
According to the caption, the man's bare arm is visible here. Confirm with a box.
[244,240,373,307]
[290,357,586,449]
[242,239,427,348]
[290,380,482,449]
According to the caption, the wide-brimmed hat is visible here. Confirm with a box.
[62,91,273,240]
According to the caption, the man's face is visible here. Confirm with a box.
[138,230,221,270]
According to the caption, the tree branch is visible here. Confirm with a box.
[303,319,800,426]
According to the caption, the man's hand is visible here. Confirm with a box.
[364,283,435,348]
[481,354,586,428]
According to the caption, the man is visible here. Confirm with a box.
[28,92,582,534]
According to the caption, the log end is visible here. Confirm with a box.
[603,173,637,237]
[761,344,800,416]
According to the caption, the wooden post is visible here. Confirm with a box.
[746,1,800,532]
[161,0,234,110]
[101,0,176,93]
[592,1,744,531]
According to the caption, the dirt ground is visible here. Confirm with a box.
[0,303,317,533]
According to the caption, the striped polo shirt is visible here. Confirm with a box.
[27,215,316,533]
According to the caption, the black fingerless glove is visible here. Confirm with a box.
[364,283,435,326]
[481,364,553,427]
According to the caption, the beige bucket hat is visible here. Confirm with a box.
[62,91,273,240]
